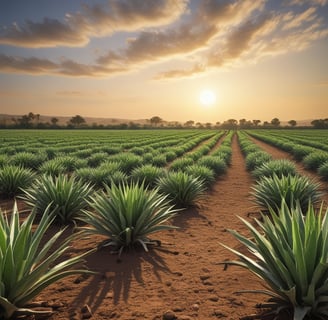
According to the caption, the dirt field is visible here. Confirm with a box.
[2,133,328,320]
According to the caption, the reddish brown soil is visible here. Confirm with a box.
[2,133,327,320]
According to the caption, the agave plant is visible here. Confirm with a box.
[221,201,328,320]
[245,151,272,172]
[0,203,93,319]
[10,152,46,170]
[303,152,328,171]
[197,156,227,176]
[318,161,328,180]
[252,159,298,179]
[0,165,36,197]
[80,182,178,254]
[251,174,321,211]
[21,174,93,224]
[131,164,166,188]
[157,171,206,208]
[184,164,216,187]
[169,157,194,172]
[39,159,66,176]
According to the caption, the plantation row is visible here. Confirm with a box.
[245,129,328,180]
[0,130,234,199]
[222,131,328,320]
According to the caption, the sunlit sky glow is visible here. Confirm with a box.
[0,0,327,123]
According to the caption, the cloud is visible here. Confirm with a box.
[97,0,264,68]
[282,7,317,30]
[0,54,126,77]
[287,0,327,6]
[155,2,328,80]
[0,0,188,48]
[0,0,327,79]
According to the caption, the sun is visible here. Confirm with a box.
[199,89,216,106]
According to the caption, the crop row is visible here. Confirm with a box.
[0,130,234,198]
[245,129,328,180]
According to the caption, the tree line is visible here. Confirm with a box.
[0,113,327,129]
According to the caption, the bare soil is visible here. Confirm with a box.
[2,133,327,320]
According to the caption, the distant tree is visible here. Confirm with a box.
[17,114,33,128]
[288,120,297,127]
[69,115,86,127]
[51,117,59,126]
[311,118,328,129]
[184,120,194,127]
[253,119,261,127]
[150,116,163,127]
[239,119,247,127]
[271,118,280,127]
[205,122,212,129]
[222,119,238,130]
[263,121,270,127]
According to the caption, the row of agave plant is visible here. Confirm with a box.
[0,133,233,318]
[246,130,328,181]
[0,131,219,173]
[220,131,327,320]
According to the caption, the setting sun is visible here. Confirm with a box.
[199,90,216,106]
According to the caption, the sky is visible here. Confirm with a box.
[0,0,327,124]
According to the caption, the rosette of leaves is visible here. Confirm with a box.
[157,171,206,208]
[0,165,36,198]
[80,182,178,254]
[245,151,272,172]
[221,201,328,320]
[21,174,93,224]
[252,159,298,179]
[131,164,166,188]
[0,203,93,319]
[251,174,321,212]
[184,164,216,187]
[197,156,227,176]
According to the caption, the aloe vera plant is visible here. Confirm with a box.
[221,201,328,320]
[251,174,321,211]
[0,203,93,319]
[21,174,93,224]
[80,182,178,254]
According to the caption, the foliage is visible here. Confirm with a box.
[80,182,178,254]
[245,151,272,171]
[10,152,46,170]
[131,164,166,188]
[251,174,321,211]
[21,174,93,224]
[39,159,66,176]
[318,161,328,180]
[221,201,328,320]
[184,164,216,187]
[0,203,92,319]
[170,157,194,171]
[109,153,143,174]
[157,171,206,208]
[0,165,36,198]
[252,159,298,179]
[197,156,227,176]
[303,152,328,171]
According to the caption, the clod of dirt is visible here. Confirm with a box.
[163,310,177,320]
